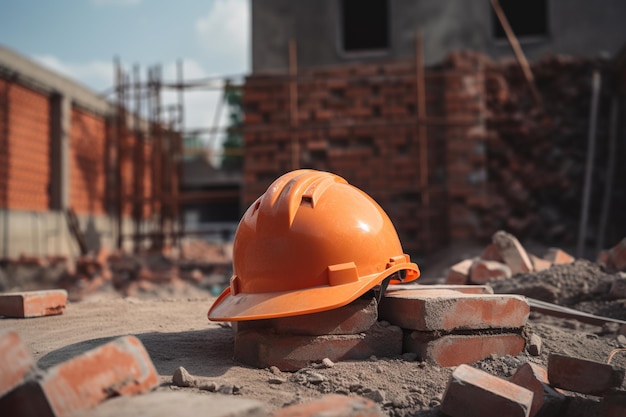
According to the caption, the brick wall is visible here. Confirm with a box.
[70,107,106,215]
[243,60,483,254]
[0,80,50,211]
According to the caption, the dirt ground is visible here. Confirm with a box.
[2,256,626,416]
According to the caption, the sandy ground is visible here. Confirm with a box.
[2,281,626,417]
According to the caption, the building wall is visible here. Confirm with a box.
[70,107,107,215]
[252,0,626,72]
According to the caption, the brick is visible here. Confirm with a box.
[71,391,266,417]
[404,332,526,367]
[441,364,534,417]
[481,243,503,262]
[0,330,35,397]
[492,231,533,274]
[379,289,529,331]
[509,363,565,417]
[547,354,625,396]
[0,290,67,318]
[608,238,626,271]
[446,259,473,285]
[0,335,159,417]
[274,394,384,417]
[603,391,626,417]
[530,255,551,272]
[386,284,494,295]
[234,297,378,336]
[469,259,512,284]
[234,322,402,371]
[543,248,575,265]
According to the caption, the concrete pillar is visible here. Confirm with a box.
[50,93,70,210]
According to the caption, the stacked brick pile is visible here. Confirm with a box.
[231,284,530,370]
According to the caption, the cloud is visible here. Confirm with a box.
[91,0,142,6]
[195,0,250,72]
[33,54,113,93]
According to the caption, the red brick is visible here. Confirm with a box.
[0,290,67,318]
[441,364,534,417]
[543,248,575,265]
[446,259,473,284]
[234,297,377,335]
[547,354,625,396]
[0,335,158,417]
[405,332,526,367]
[481,243,503,262]
[273,394,384,417]
[0,330,35,397]
[530,255,551,272]
[234,322,402,371]
[603,391,626,417]
[379,289,529,331]
[608,238,626,271]
[469,259,511,284]
[492,231,533,274]
[509,363,565,417]
[386,284,494,295]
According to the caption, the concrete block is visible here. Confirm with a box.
[0,335,158,417]
[273,394,383,417]
[509,363,565,417]
[234,322,402,371]
[469,259,512,284]
[379,289,529,331]
[72,391,266,417]
[548,354,625,396]
[234,297,377,336]
[543,248,575,265]
[441,364,534,417]
[492,231,533,274]
[0,290,67,318]
[0,330,35,397]
[446,259,473,285]
[404,332,526,367]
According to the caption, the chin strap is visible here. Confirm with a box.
[374,271,405,304]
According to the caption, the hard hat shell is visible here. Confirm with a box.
[208,169,419,321]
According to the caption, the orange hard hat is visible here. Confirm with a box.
[208,169,419,321]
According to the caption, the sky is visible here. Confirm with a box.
[0,0,250,147]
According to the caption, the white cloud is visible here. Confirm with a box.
[33,54,113,93]
[195,0,250,72]
[91,0,142,6]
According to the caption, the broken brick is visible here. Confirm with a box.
[469,259,512,284]
[492,231,533,274]
[0,290,67,318]
[544,248,575,265]
[480,243,503,262]
[273,394,384,417]
[441,364,534,417]
[0,330,35,397]
[234,297,377,335]
[0,335,158,417]
[446,259,473,285]
[547,354,625,396]
[530,255,552,272]
[234,322,402,371]
[404,332,526,367]
[379,289,529,331]
[608,238,626,272]
[509,363,565,417]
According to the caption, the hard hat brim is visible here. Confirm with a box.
[207,262,419,321]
